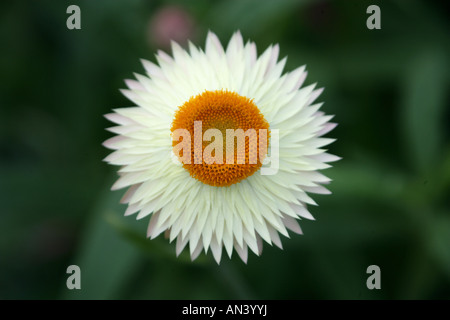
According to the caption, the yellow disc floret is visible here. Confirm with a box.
[171,90,270,187]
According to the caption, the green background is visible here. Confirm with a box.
[1,0,449,299]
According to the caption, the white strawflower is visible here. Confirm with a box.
[103,31,338,264]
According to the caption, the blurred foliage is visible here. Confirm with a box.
[0,0,449,299]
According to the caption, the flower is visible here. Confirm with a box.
[103,31,338,264]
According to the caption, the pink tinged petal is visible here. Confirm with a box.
[136,204,156,220]
[308,138,336,149]
[300,83,317,101]
[111,172,143,191]
[277,200,298,218]
[271,85,317,126]
[289,203,315,221]
[245,42,257,68]
[311,152,341,163]
[250,42,257,63]
[256,235,263,256]
[196,212,209,240]
[237,208,255,240]
[292,99,321,122]
[316,122,337,137]
[268,226,283,249]
[298,171,332,184]
[151,224,168,240]
[259,209,289,237]
[283,66,306,93]
[302,185,332,195]
[113,107,155,123]
[252,46,273,82]
[307,88,324,105]
[106,125,142,135]
[181,210,198,240]
[137,196,162,220]
[120,184,141,204]
[271,56,287,80]
[223,229,234,258]
[133,73,156,93]
[295,192,318,206]
[226,31,244,54]
[282,215,303,235]
[210,235,223,264]
[243,229,259,256]
[129,178,166,205]
[308,115,336,132]
[141,59,165,79]
[191,241,204,261]
[120,89,144,106]
[201,222,213,253]
[265,44,279,76]
[270,93,309,125]
[253,217,272,245]
[156,49,174,64]
[304,160,332,170]
[189,228,202,256]
[125,203,140,216]
[309,117,336,134]
[170,218,183,242]
[215,215,225,248]
[205,31,224,55]
[188,41,202,60]
[176,234,189,257]
[295,70,307,92]
[107,154,147,167]
[233,217,244,249]
[147,210,162,239]
[314,111,325,118]
[156,204,178,229]
[102,135,126,150]
[171,41,188,64]
[234,241,248,264]
[125,79,146,91]
[103,151,121,163]
[104,113,135,126]
[155,53,177,82]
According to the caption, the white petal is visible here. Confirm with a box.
[146,210,161,238]
[120,184,141,204]
[210,235,223,264]
[289,204,315,220]
[176,234,189,256]
[282,215,303,235]
[302,185,332,195]
[191,241,203,261]
[234,241,248,264]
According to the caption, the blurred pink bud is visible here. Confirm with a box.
[149,6,196,49]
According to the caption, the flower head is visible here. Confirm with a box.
[104,31,338,263]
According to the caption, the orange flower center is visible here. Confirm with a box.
[171,90,270,187]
